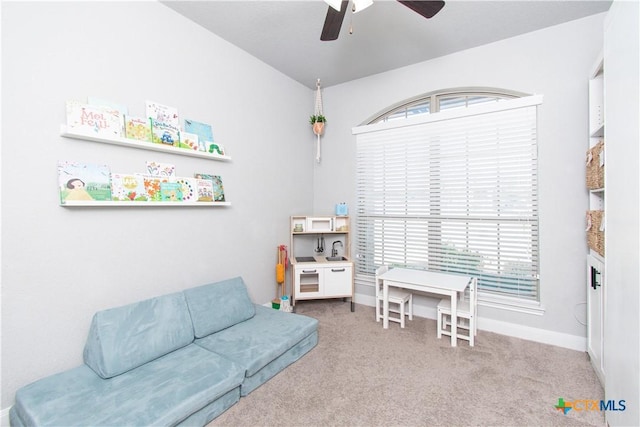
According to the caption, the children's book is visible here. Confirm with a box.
[160,182,183,202]
[184,119,214,151]
[146,101,179,128]
[142,175,171,201]
[87,97,128,136]
[195,178,214,202]
[110,173,148,201]
[146,161,175,177]
[175,177,198,202]
[58,161,112,203]
[207,142,226,156]
[211,175,226,201]
[66,100,123,138]
[151,119,179,145]
[124,116,152,142]
[194,173,225,202]
[177,131,199,151]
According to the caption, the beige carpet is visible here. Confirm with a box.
[209,300,605,426]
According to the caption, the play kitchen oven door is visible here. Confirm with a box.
[296,267,322,297]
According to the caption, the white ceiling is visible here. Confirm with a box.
[162,0,611,89]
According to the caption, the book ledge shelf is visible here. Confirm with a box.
[60,125,232,161]
[60,201,231,207]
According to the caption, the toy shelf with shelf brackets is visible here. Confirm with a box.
[60,125,232,161]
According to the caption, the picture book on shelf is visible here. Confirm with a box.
[146,101,179,128]
[58,161,112,203]
[66,100,124,138]
[184,119,214,151]
[177,131,199,151]
[87,97,128,135]
[142,175,171,201]
[146,161,175,177]
[194,173,225,202]
[125,116,152,142]
[195,178,214,202]
[150,119,179,146]
[110,173,148,201]
[207,142,226,156]
[175,177,198,202]
[160,182,183,202]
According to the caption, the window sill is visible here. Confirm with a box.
[478,293,545,316]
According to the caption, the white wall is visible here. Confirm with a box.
[0,1,314,411]
[314,14,607,342]
[603,1,640,425]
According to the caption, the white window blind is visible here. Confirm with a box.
[353,96,542,300]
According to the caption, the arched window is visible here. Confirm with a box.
[366,87,529,124]
[354,88,542,307]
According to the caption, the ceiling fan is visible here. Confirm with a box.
[321,0,445,41]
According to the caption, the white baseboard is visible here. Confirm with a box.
[478,316,586,351]
[1,407,11,427]
[354,292,587,352]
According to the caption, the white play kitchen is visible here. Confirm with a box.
[289,214,354,311]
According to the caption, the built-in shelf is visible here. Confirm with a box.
[589,250,605,264]
[60,125,232,161]
[586,51,605,387]
[590,124,605,138]
[60,201,231,207]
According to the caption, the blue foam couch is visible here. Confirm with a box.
[10,277,318,426]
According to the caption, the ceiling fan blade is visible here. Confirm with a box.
[320,0,349,41]
[397,0,445,19]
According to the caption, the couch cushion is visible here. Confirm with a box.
[184,277,256,338]
[238,330,318,396]
[11,344,244,427]
[83,292,194,379]
[195,305,318,377]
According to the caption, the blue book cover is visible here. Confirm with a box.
[184,119,213,151]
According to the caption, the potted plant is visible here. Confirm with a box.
[310,114,326,136]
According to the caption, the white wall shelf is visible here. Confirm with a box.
[60,125,232,161]
[60,201,231,207]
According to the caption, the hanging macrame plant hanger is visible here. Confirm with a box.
[313,79,324,163]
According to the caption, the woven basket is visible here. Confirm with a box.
[586,140,605,190]
[586,210,605,257]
